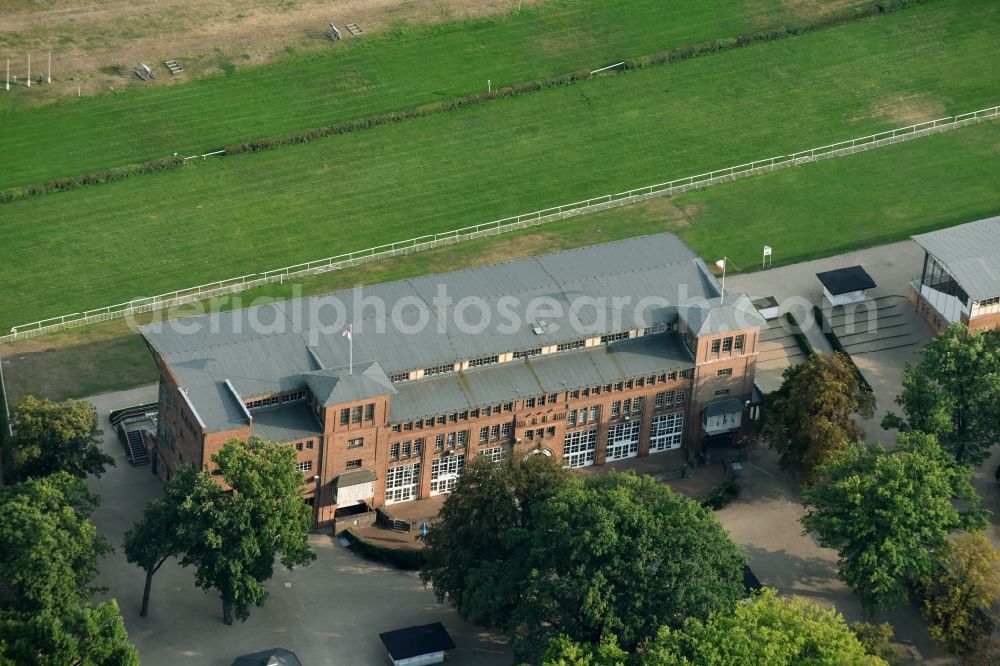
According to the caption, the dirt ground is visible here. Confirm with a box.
[0,0,542,104]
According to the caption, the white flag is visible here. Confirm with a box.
[715,259,726,271]
[342,325,352,341]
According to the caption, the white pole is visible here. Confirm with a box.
[720,257,726,305]
[5,59,8,91]
[488,79,491,93]
[0,352,12,439]
[349,327,353,375]
[26,54,30,87]
[47,51,51,83]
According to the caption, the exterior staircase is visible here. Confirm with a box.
[125,430,149,466]
[823,295,926,354]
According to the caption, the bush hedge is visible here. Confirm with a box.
[812,305,873,392]
[785,312,815,357]
[341,528,425,570]
[0,155,185,203]
[699,473,740,510]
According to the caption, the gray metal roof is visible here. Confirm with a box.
[250,400,322,444]
[680,293,766,336]
[912,217,1000,301]
[303,362,396,405]
[389,332,694,423]
[142,233,726,433]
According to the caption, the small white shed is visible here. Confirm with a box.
[379,622,456,666]
[815,266,876,307]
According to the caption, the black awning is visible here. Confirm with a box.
[703,432,737,449]
[379,622,456,660]
[815,265,876,295]
[231,648,301,666]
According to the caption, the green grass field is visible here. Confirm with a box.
[1,0,996,331]
[3,118,998,402]
[0,0,869,190]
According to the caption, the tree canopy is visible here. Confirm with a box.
[420,453,566,629]
[123,464,200,617]
[882,324,1000,466]
[517,473,745,660]
[184,437,316,624]
[919,531,1000,654]
[0,473,137,665]
[2,396,113,484]
[640,589,885,665]
[762,352,874,482]
[800,433,986,612]
[422,468,746,662]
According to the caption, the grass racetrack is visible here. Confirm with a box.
[0,0,998,332]
[0,0,871,190]
[2,117,998,402]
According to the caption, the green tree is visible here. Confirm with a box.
[918,531,1000,654]
[641,589,885,665]
[185,437,316,624]
[800,433,986,612]
[763,352,874,483]
[882,324,1000,466]
[2,396,113,484]
[849,622,905,665]
[542,634,629,666]
[0,473,138,665]
[420,453,566,629]
[515,472,745,660]
[123,464,199,618]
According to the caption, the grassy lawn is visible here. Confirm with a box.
[3,118,997,402]
[0,0,869,190]
[1,0,996,331]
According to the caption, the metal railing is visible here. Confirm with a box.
[3,104,997,344]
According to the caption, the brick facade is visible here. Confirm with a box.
[152,325,758,528]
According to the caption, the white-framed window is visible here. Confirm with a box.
[385,463,420,504]
[430,455,465,495]
[606,420,641,461]
[480,445,510,465]
[501,423,512,439]
[567,410,577,427]
[650,412,684,452]
[563,429,597,468]
[296,460,313,473]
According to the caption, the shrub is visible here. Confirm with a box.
[342,528,424,570]
[785,312,814,357]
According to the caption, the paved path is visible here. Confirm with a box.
[84,386,510,666]
[717,448,948,664]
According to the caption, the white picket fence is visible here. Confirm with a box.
[3,104,997,344]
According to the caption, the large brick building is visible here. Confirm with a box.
[141,234,764,526]
[910,217,1000,334]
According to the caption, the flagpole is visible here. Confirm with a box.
[349,326,353,375]
[721,257,726,305]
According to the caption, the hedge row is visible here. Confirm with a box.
[620,0,931,71]
[341,528,425,570]
[785,312,815,357]
[223,70,593,155]
[0,155,186,203]
[812,306,874,393]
